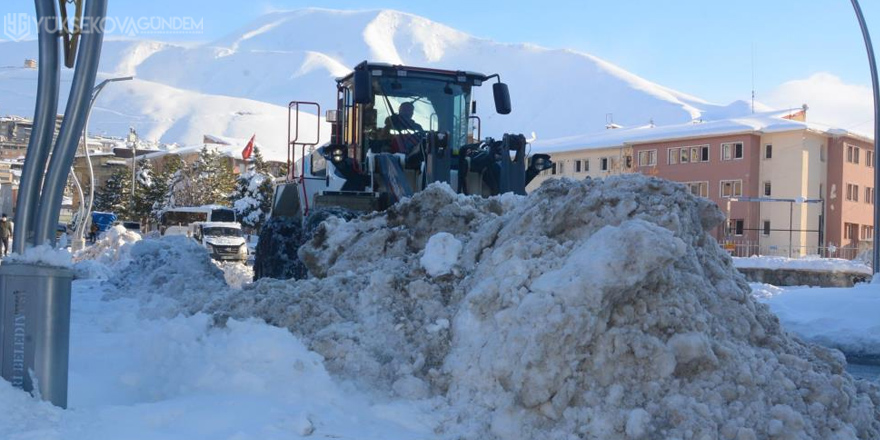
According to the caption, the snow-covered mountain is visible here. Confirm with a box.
[0,8,759,159]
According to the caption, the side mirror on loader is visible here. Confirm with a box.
[354,68,372,105]
[493,82,511,115]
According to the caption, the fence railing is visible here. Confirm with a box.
[720,240,870,260]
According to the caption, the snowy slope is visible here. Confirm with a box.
[0,67,319,162]
[0,8,760,150]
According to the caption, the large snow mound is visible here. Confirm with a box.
[158,175,877,438]
[73,225,142,279]
[105,235,229,318]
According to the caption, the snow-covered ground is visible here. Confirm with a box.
[752,278,880,358]
[735,255,872,275]
[1,240,434,439]
[2,176,878,439]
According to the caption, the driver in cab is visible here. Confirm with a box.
[383,101,423,153]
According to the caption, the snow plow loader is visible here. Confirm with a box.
[254,61,553,280]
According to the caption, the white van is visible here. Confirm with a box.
[160,206,237,236]
[190,221,248,262]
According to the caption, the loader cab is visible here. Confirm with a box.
[331,63,507,167]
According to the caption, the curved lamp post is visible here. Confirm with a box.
[71,75,133,250]
[850,0,880,275]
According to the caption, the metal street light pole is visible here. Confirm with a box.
[72,75,133,250]
[128,127,138,216]
[850,0,880,275]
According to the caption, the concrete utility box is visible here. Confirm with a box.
[0,263,73,408]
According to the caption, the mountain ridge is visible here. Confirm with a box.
[0,8,760,159]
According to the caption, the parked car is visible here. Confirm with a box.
[189,221,248,262]
[119,221,141,234]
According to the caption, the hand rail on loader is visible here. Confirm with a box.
[287,101,321,216]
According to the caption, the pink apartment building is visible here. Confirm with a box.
[531,110,875,258]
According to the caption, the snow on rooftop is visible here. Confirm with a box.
[532,109,871,154]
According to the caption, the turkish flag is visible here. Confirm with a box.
[242,134,255,160]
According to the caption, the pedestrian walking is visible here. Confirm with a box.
[0,213,13,256]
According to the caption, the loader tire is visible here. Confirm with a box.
[253,208,359,282]
[253,216,307,281]
[303,207,359,241]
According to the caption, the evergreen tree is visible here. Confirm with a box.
[131,158,155,224]
[170,147,236,207]
[151,154,184,220]
[93,167,131,218]
[202,147,236,205]
[252,145,268,174]
[229,170,274,231]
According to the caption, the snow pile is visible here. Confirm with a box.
[215,261,254,289]
[855,249,873,268]
[105,235,229,317]
[206,176,879,439]
[420,232,462,277]
[759,283,880,357]
[3,244,73,267]
[748,282,793,300]
[73,225,142,279]
[734,255,872,275]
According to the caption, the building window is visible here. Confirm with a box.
[625,155,633,169]
[668,148,679,165]
[820,144,827,162]
[685,181,708,198]
[867,187,875,205]
[670,145,709,164]
[558,161,565,175]
[844,222,859,240]
[728,219,745,236]
[846,144,861,164]
[720,179,743,197]
[600,158,609,171]
[584,159,590,172]
[868,150,875,168]
[721,142,744,160]
[763,181,772,197]
[764,144,772,159]
[862,225,874,241]
[551,163,557,175]
[846,183,859,202]
[638,150,657,167]
[575,160,582,173]
[763,220,771,236]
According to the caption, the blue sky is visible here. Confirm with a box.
[2,0,879,116]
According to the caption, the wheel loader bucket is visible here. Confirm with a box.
[271,182,302,220]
